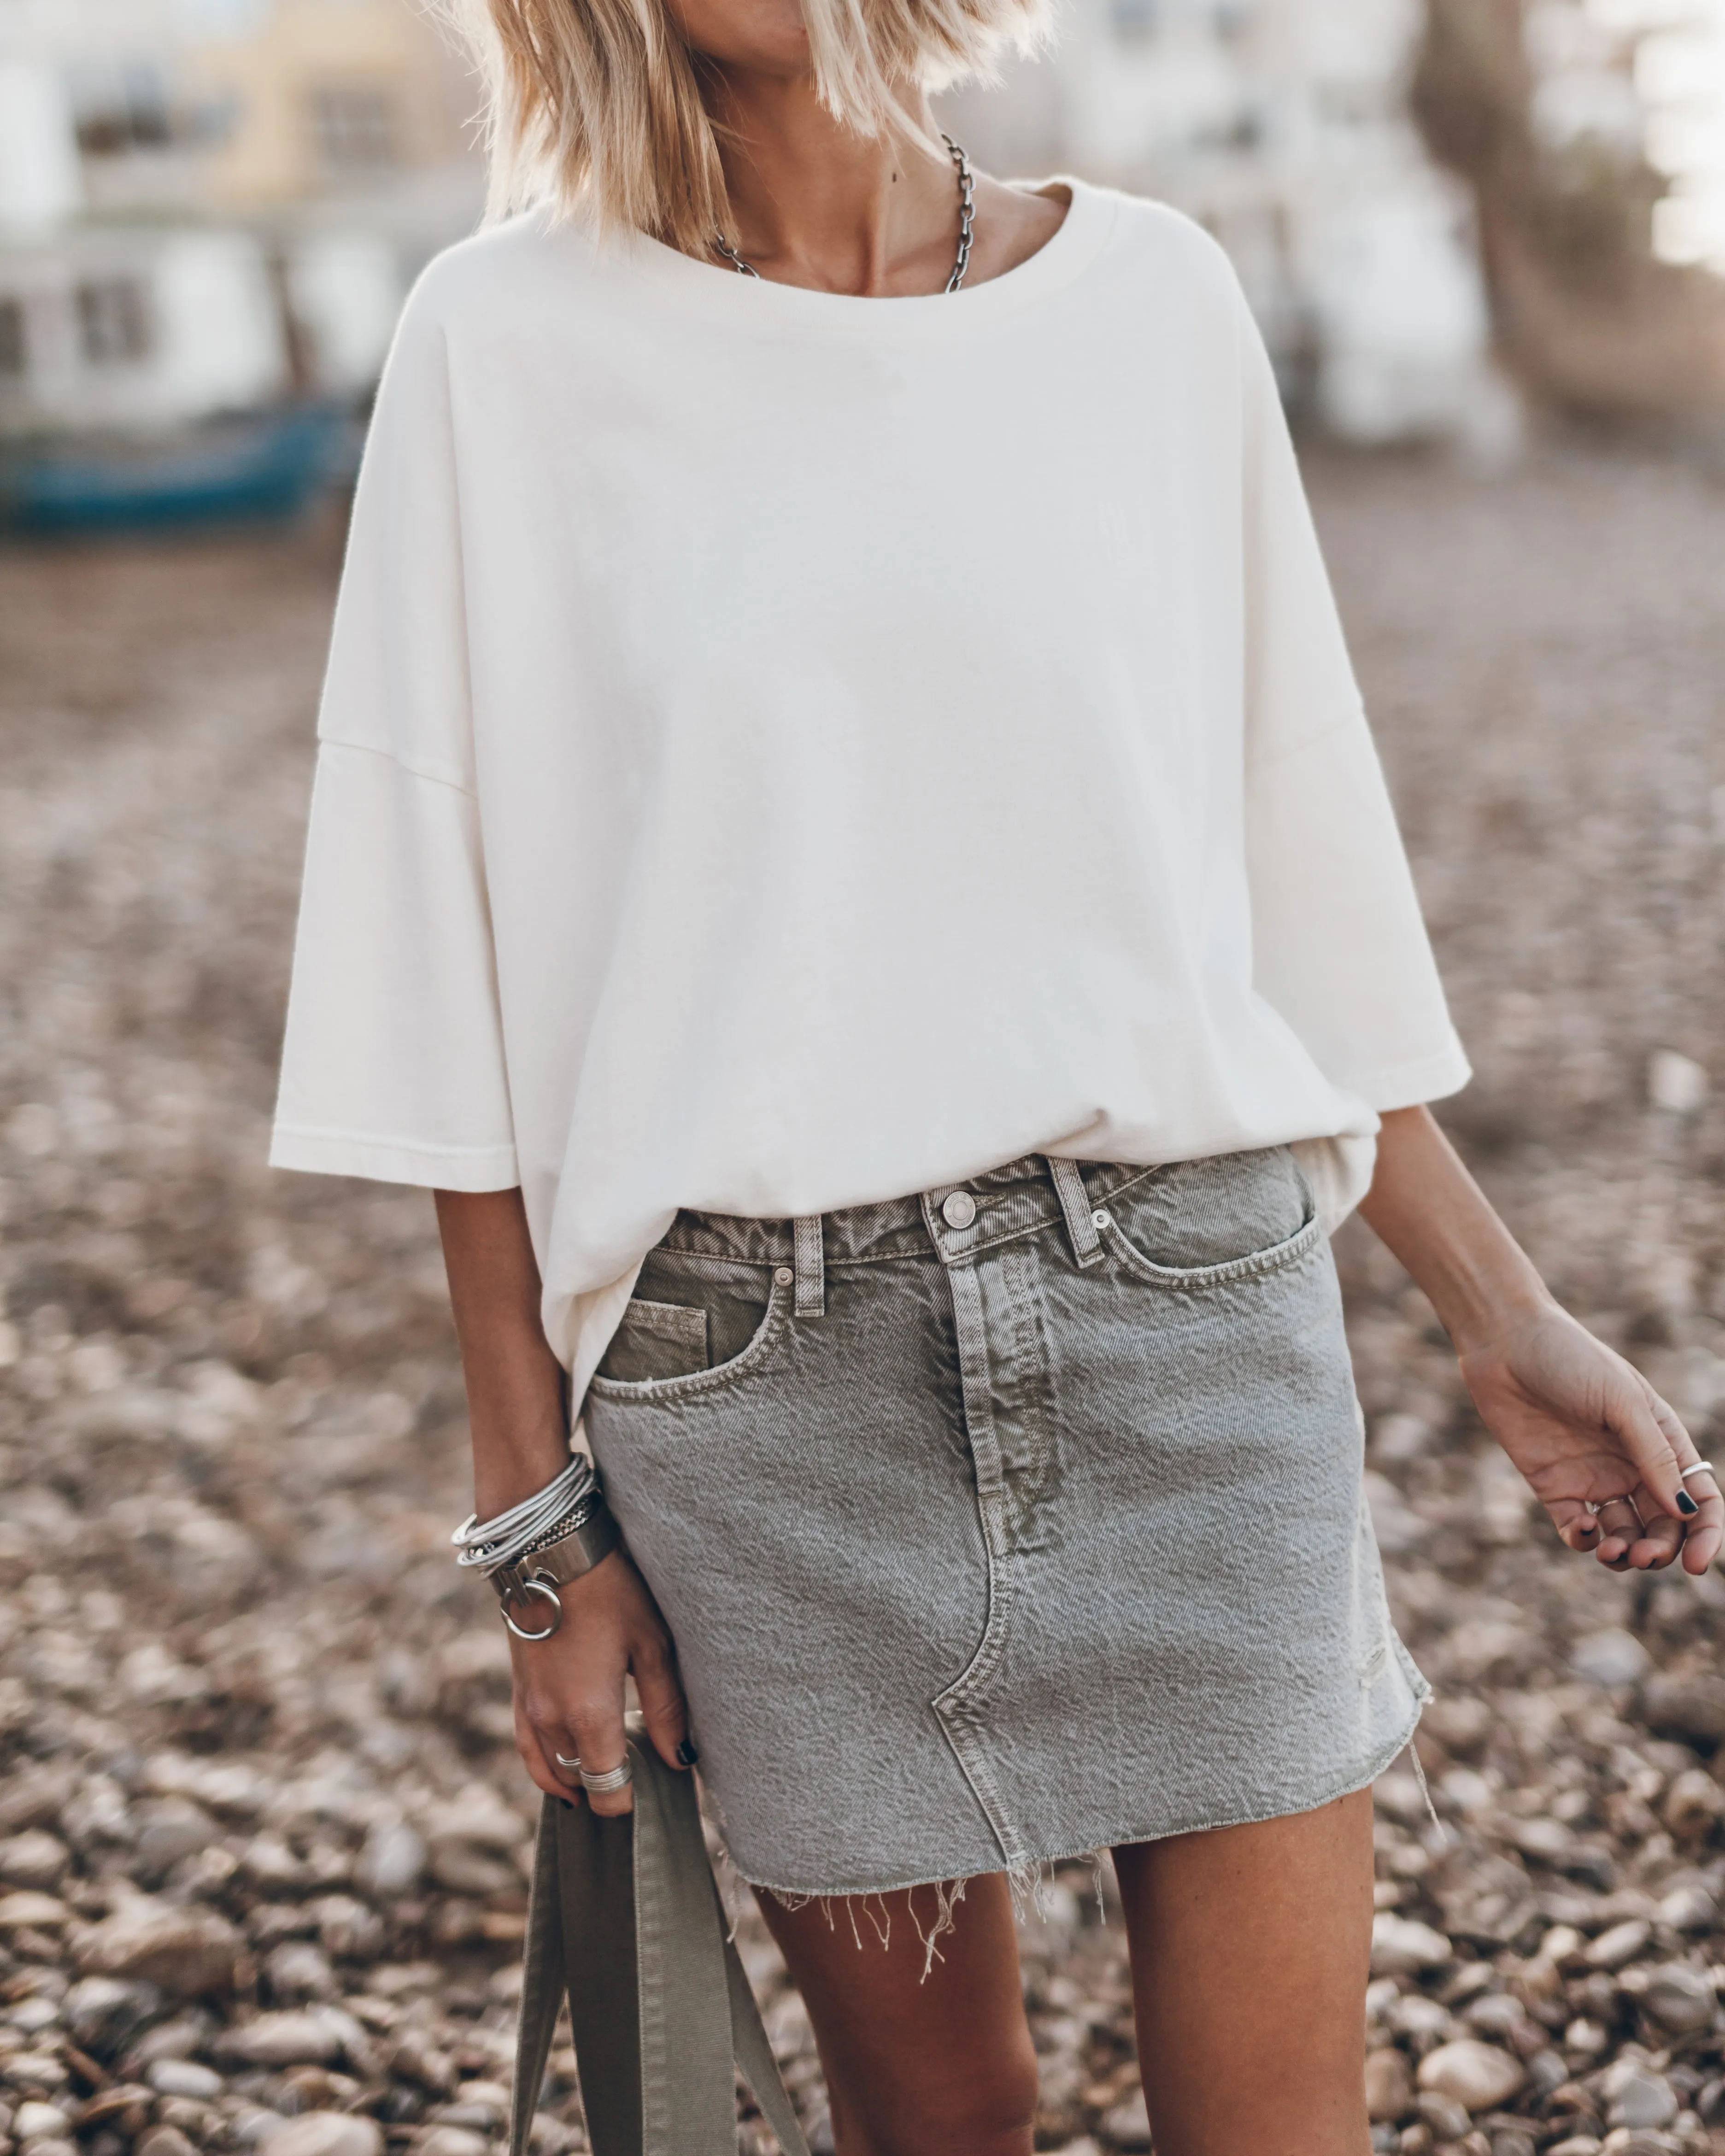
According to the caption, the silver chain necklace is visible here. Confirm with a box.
[714,134,975,293]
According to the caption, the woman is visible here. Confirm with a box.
[270,0,1722,2141]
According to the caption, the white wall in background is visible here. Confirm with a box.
[0,64,82,230]
[287,232,403,394]
[0,227,288,432]
[153,229,289,416]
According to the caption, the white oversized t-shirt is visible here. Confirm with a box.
[270,180,1470,1404]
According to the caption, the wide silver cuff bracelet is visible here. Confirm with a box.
[492,1505,622,1640]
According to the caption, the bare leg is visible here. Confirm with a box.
[752,1875,1037,2156]
[1113,1787,1376,2156]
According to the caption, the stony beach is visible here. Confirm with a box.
[0,434,1722,2156]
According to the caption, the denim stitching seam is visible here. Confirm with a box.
[930,1256,1031,1871]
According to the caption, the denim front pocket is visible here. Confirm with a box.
[1097,1145,1321,1288]
[588,1250,792,1404]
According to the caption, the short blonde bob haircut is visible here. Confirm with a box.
[444,0,1050,259]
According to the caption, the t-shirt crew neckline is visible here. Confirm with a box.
[619,177,1113,331]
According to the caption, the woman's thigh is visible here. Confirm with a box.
[752,1874,1038,2156]
[1114,1788,1376,2156]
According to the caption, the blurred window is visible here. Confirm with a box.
[70,62,176,158]
[309,85,398,174]
[0,299,24,378]
[76,280,153,367]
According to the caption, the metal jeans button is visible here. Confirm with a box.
[941,1190,977,1230]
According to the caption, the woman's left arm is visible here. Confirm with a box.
[1357,1105,1723,1575]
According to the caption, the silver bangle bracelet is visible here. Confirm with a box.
[493,1503,622,1641]
[458,1489,604,1574]
[452,1455,598,1573]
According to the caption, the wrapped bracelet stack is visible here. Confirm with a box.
[452,1456,621,1640]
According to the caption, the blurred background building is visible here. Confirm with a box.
[0,0,1721,523]
[943,0,1516,448]
[0,0,480,522]
[942,0,1725,445]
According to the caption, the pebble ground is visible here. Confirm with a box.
[0,433,1722,2156]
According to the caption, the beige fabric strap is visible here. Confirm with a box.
[510,1734,810,2156]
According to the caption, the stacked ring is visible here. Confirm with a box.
[1681,1461,1716,1481]
[579,1760,634,1796]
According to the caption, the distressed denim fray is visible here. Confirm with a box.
[584,1146,1427,1898]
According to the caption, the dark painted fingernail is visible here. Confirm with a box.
[676,1740,700,1768]
[1678,1490,1699,1517]
[559,1798,575,1811]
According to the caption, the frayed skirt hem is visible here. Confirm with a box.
[728,1675,1432,1907]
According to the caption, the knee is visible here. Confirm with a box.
[929,2047,1039,2154]
[844,2030,1038,2156]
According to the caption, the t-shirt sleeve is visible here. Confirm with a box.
[269,290,519,1190]
[1235,285,1471,1113]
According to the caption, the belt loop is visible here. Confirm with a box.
[1047,1157,1103,1269]
[792,1215,826,1317]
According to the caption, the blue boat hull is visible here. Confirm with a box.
[0,406,354,534]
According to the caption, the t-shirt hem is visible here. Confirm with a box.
[269,1126,519,1191]
[1342,1045,1473,1115]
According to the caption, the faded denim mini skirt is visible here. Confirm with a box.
[583,1146,1427,1898]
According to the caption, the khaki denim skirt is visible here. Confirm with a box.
[583,1145,1426,1897]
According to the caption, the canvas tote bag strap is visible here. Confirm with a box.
[510,1738,810,2156]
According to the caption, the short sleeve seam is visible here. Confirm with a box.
[317,732,476,799]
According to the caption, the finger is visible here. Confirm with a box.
[516,1698,579,1806]
[547,1743,585,1790]
[1621,1483,1684,1570]
[1614,1382,1696,1523]
[567,1693,635,1816]
[1548,1497,1603,1554]
[631,1629,693,1772]
[1667,1453,1725,1576]
[1681,1494,1725,1575]
[1594,1496,1643,1569]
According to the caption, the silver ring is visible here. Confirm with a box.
[499,1577,562,1642]
[554,1753,581,1772]
[1682,1462,1716,1481]
[578,1760,634,1796]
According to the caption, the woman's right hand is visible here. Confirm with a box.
[508,1548,693,1816]
[430,1189,695,1820]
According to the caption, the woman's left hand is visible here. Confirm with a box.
[1459,1302,1722,1573]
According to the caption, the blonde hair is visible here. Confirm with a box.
[441,0,1049,259]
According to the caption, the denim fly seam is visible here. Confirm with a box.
[918,1174,1090,1876]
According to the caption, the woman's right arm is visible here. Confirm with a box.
[434,1188,691,1815]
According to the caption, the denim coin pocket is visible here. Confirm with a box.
[597,1297,710,1383]
[1100,1145,1318,1282]
[595,1251,777,1385]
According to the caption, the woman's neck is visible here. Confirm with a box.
[702,68,962,296]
